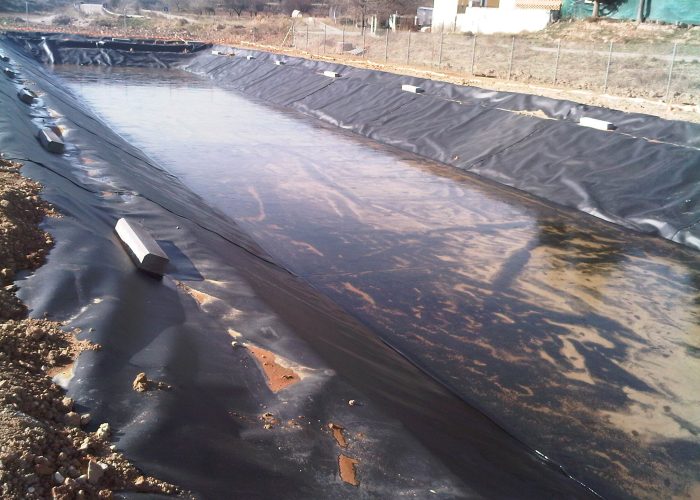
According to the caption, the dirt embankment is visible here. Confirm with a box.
[0,157,181,499]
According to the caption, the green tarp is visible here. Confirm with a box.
[562,0,700,25]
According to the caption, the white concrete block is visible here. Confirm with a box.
[323,70,341,78]
[18,88,37,105]
[246,55,255,60]
[274,60,285,65]
[579,117,615,131]
[37,128,64,154]
[114,218,169,277]
[402,84,424,94]
[211,50,224,55]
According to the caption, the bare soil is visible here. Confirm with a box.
[0,157,182,499]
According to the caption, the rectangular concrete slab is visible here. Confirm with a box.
[402,84,424,94]
[580,116,615,131]
[37,127,65,154]
[323,71,340,78]
[114,218,169,277]
[18,88,37,104]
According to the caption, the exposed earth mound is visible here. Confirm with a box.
[0,157,182,499]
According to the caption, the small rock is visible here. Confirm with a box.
[76,474,87,483]
[132,372,149,392]
[348,399,359,406]
[95,423,110,440]
[79,413,91,426]
[78,438,91,451]
[87,460,104,484]
[64,412,80,427]
[53,471,64,484]
[61,397,73,410]
[34,456,52,475]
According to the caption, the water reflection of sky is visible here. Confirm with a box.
[54,65,700,499]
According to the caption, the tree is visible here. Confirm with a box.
[222,0,245,16]
[635,0,644,23]
[589,0,625,19]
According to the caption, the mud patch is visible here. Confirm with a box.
[328,422,348,448]
[338,454,359,486]
[246,344,300,392]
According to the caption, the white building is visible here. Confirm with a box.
[432,0,561,34]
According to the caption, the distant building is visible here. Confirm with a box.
[432,0,561,34]
[417,7,434,28]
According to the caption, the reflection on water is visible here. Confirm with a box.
[54,65,700,499]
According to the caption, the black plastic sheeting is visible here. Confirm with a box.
[0,34,600,499]
[181,48,700,251]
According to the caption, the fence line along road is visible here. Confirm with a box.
[289,26,699,106]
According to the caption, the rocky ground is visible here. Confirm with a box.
[0,157,182,499]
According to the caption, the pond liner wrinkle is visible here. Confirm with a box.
[0,34,601,499]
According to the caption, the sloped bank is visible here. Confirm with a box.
[182,47,700,251]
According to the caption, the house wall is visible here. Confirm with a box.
[433,0,553,33]
[432,0,461,31]
[455,6,552,33]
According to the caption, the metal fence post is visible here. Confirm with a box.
[362,26,366,57]
[406,30,411,65]
[323,24,326,55]
[664,42,678,103]
[470,35,477,75]
[553,39,561,84]
[438,30,444,68]
[385,29,389,63]
[306,25,309,51]
[342,25,345,47]
[603,40,613,93]
[507,36,515,80]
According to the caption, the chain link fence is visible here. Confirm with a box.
[288,22,700,105]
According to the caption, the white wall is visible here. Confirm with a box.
[432,0,460,32]
[455,6,551,34]
[432,0,552,34]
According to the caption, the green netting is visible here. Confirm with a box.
[562,0,700,25]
